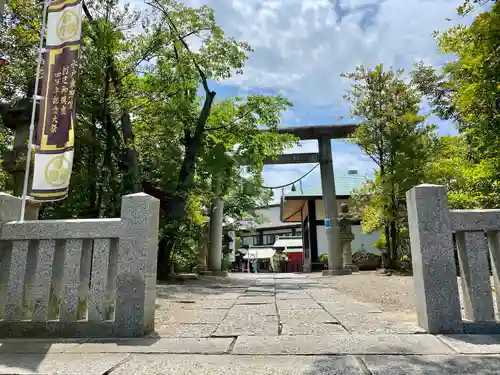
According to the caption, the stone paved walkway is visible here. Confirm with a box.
[2,273,500,374]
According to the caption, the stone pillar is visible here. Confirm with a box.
[208,197,225,275]
[339,204,358,272]
[456,231,495,321]
[0,193,38,222]
[207,174,227,277]
[195,224,209,274]
[318,137,350,276]
[115,193,160,337]
[0,193,37,320]
[1,99,41,219]
[406,184,462,334]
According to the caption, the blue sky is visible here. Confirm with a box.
[132,0,472,202]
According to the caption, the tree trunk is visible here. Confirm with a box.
[89,115,99,218]
[383,224,391,268]
[108,62,141,194]
[121,111,141,193]
[168,90,216,220]
[388,219,398,269]
[159,90,216,278]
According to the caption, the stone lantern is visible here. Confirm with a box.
[339,203,358,272]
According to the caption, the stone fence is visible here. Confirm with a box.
[0,192,160,338]
[407,184,500,334]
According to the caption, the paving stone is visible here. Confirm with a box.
[236,296,275,305]
[232,334,455,355]
[321,303,383,315]
[335,313,426,334]
[363,355,500,374]
[275,285,302,290]
[438,335,500,354]
[242,291,275,297]
[154,324,217,338]
[171,299,236,309]
[276,292,311,300]
[163,293,204,301]
[213,317,279,336]
[247,287,275,293]
[109,354,364,375]
[280,322,348,335]
[276,299,323,310]
[66,338,233,354]
[202,292,244,300]
[0,353,129,374]
[0,339,87,354]
[229,304,276,316]
[279,309,338,324]
[160,309,228,324]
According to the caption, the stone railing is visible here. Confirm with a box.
[407,184,500,334]
[0,192,159,338]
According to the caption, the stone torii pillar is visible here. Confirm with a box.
[275,125,358,275]
[201,125,359,277]
[206,174,227,276]
[318,136,349,275]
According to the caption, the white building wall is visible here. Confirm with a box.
[316,225,381,257]
[314,199,349,220]
[255,206,282,226]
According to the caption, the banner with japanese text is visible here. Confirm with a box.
[30,0,82,202]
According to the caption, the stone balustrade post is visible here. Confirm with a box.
[115,193,160,336]
[406,184,462,334]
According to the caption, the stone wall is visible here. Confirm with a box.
[0,192,160,338]
[407,184,500,334]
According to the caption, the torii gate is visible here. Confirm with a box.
[203,124,358,276]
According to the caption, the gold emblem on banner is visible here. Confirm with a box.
[45,155,71,187]
[57,10,79,41]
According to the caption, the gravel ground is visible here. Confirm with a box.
[318,271,417,314]
[316,271,500,321]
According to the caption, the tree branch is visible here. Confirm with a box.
[148,0,213,95]
[205,109,254,132]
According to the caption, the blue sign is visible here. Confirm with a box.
[325,218,332,229]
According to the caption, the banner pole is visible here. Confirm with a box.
[20,0,51,222]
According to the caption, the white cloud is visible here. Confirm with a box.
[127,0,466,203]
[130,0,470,115]
[172,0,468,114]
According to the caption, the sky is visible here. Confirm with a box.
[132,0,471,203]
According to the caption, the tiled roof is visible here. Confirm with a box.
[286,173,373,198]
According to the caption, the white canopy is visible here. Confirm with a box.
[243,248,276,260]
[273,236,303,248]
[284,248,303,253]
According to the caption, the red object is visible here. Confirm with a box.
[287,252,303,261]
[285,260,303,272]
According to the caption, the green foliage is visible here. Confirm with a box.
[0,0,295,276]
[0,0,41,100]
[343,64,437,267]
[373,234,386,251]
[413,2,500,209]
[319,254,328,264]
[457,0,493,16]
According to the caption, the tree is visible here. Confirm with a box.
[138,0,297,271]
[342,64,437,268]
[427,135,500,208]
[0,0,40,101]
[412,1,500,209]
[0,0,297,277]
[145,0,253,221]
